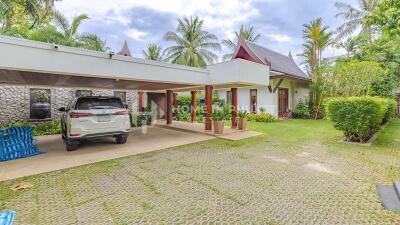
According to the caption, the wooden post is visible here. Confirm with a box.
[166,90,173,125]
[173,93,178,108]
[191,91,197,123]
[205,85,213,131]
[231,88,238,128]
[138,92,143,112]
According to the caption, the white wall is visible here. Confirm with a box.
[217,78,310,117]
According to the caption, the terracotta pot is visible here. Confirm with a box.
[238,118,247,130]
[212,120,225,134]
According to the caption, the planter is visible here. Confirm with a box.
[238,118,247,130]
[31,102,51,119]
[212,120,225,134]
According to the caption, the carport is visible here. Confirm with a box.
[0,35,269,131]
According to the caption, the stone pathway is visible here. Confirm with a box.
[2,139,400,224]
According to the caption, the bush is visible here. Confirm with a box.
[326,96,391,143]
[292,100,311,119]
[0,121,61,136]
[130,107,153,127]
[176,112,191,122]
[383,98,397,124]
[246,113,277,123]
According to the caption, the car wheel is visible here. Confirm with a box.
[66,139,79,151]
[116,134,128,144]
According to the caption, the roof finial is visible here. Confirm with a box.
[288,51,293,59]
[117,40,132,57]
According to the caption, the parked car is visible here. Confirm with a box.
[59,96,131,151]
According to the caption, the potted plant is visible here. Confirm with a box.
[31,90,51,120]
[238,110,249,130]
[211,104,231,134]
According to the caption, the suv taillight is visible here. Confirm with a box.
[70,112,92,118]
[114,110,128,115]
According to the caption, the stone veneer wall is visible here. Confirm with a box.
[0,85,138,125]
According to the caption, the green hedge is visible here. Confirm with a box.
[246,113,277,123]
[326,97,394,143]
[0,121,61,136]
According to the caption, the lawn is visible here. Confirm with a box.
[1,119,399,224]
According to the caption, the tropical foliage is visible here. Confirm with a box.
[143,44,163,61]
[335,0,380,40]
[0,0,54,33]
[27,11,107,51]
[163,17,221,68]
[323,60,384,97]
[300,18,333,118]
[222,25,261,61]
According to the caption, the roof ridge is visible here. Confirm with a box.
[246,41,294,60]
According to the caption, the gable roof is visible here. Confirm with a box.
[117,40,132,57]
[232,35,310,81]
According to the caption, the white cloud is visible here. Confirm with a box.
[55,0,259,34]
[265,33,293,42]
[125,29,147,41]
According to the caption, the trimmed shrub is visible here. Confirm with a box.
[326,96,390,143]
[383,98,397,124]
[246,113,277,123]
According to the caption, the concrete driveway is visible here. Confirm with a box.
[0,127,214,181]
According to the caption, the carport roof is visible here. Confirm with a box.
[0,35,269,91]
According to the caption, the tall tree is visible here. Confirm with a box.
[300,18,333,119]
[222,25,261,60]
[335,0,381,40]
[143,44,162,61]
[163,17,221,68]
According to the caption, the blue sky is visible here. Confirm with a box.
[55,0,358,63]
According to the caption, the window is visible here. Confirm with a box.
[30,88,51,120]
[75,97,124,110]
[114,91,127,103]
[226,91,232,105]
[75,90,92,97]
[250,89,257,113]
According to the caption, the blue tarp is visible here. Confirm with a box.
[0,211,15,225]
[0,126,43,162]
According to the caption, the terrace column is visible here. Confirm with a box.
[231,88,238,128]
[138,92,144,112]
[205,85,213,131]
[166,90,173,125]
[191,91,197,123]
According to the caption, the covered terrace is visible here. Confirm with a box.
[0,35,270,131]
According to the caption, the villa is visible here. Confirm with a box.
[0,34,309,129]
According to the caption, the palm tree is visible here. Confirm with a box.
[302,18,333,75]
[222,25,261,60]
[143,44,162,61]
[0,0,54,32]
[335,0,380,40]
[163,17,221,68]
[300,18,333,119]
[27,10,107,51]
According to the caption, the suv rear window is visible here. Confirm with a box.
[75,97,124,110]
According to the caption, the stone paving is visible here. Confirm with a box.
[2,137,400,224]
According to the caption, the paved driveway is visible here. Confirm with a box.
[2,135,400,224]
[0,127,213,181]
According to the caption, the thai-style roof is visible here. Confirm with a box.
[117,40,132,57]
[232,35,310,81]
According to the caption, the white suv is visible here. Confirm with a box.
[59,96,131,151]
